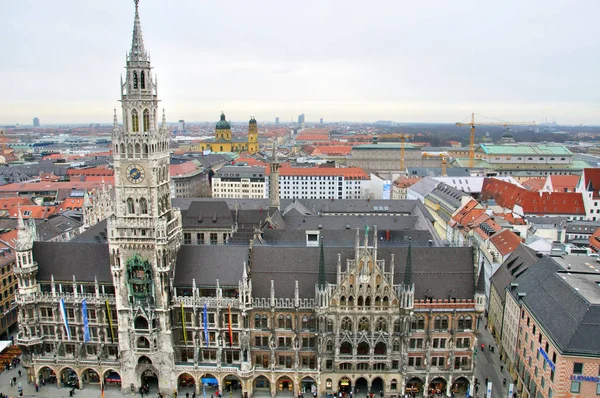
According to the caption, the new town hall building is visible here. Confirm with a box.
[14,2,484,397]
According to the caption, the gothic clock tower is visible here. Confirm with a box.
[107,0,182,392]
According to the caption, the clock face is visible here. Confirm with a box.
[126,164,145,184]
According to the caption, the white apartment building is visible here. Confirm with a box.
[278,166,370,200]
[211,166,268,199]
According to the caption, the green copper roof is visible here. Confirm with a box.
[479,144,572,156]
[249,117,257,125]
[216,113,231,130]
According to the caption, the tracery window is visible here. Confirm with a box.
[131,109,139,132]
[376,317,387,332]
[340,318,352,332]
[358,317,370,332]
[143,109,150,132]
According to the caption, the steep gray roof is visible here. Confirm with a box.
[33,241,111,282]
[262,229,433,247]
[72,219,108,243]
[509,256,600,356]
[490,243,537,302]
[250,245,474,299]
[181,201,234,228]
[408,177,439,197]
[174,245,248,287]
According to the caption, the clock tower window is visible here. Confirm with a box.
[140,198,148,214]
[132,109,139,133]
[133,71,138,89]
[140,71,145,89]
[127,198,135,214]
[143,109,150,132]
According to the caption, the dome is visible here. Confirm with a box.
[249,117,257,125]
[502,131,514,138]
[216,112,231,130]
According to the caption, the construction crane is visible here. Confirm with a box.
[422,153,448,176]
[0,130,6,154]
[399,134,412,172]
[456,113,536,168]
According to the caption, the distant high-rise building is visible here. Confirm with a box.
[298,113,305,125]
[275,117,280,125]
[320,118,323,125]
[32,117,40,127]
[177,120,185,132]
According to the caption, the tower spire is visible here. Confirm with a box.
[130,0,147,62]
[318,236,326,289]
[476,264,486,294]
[403,239,413,286]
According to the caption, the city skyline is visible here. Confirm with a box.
[2,0,599,125]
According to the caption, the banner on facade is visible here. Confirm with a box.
[82,299,90,343]
[228,305,233,347]
[105,300,115,343]
[59,298,71,340]
[507,383,514,398]
[181,302,188,345]
[203,303,209,348]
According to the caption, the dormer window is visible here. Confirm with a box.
[306,231,320,247]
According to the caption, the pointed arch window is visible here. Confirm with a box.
[143,109,150,132]
[131,109,139,133]
[140,71,145,89]
[376,317,387,332]
[126,198,135,214]
[358,317,370,332]
[133,71,138,89]
[139,198,148,215]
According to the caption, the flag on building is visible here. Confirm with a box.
[228,305,233,347]
[59,298,71,340]
[203,303,209,348]
[82,299,90,342]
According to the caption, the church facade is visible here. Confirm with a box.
[195,114,259,155]
[14,3,483,397]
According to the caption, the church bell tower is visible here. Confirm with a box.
[107,0,182,392]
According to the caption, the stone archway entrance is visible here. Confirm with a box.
[276,376,294,397]
[451,377,470,397]
[103,369,122,390]
[371,377,384,396]
[201,373,219,396]
[60,367,79,389]
[223,374,242,394]
[405,377,424,396]
[428,377,447,396]
[301,377,316,397]
[355,378,367,395]
[178,373,196,395]
[141,369,159,393]
[253,376,271,398]
[38,366,56,387]
[81,368,100,389]
[338,377,352,394]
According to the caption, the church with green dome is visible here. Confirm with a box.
[196,112,259,154]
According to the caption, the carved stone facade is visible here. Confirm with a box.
[14,3,483,397]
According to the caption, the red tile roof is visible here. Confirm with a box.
[67,166,113,177]
[0,229,18,251]
[8,205,58,219]
[170,161,200,177]
[60,198,85,211]
[296,133,330,142]
[589,227,600,253]
[234,157,268,167]
[451,199,486,228]
[482,178,585,215]
[0,197,34,209]
[580,168,600,199]
[312,146,352,156]
[548,175,580,192]
[521,178,545,191]
[393,177,422,189]
[0,180,107,194]
[489,229,522,257]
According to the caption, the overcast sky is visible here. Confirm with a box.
[1,0,599,125]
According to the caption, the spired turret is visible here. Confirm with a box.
[400,240,414,310]
[14,209,38,296]
[315,236,330,308]
[474,264,487,313]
